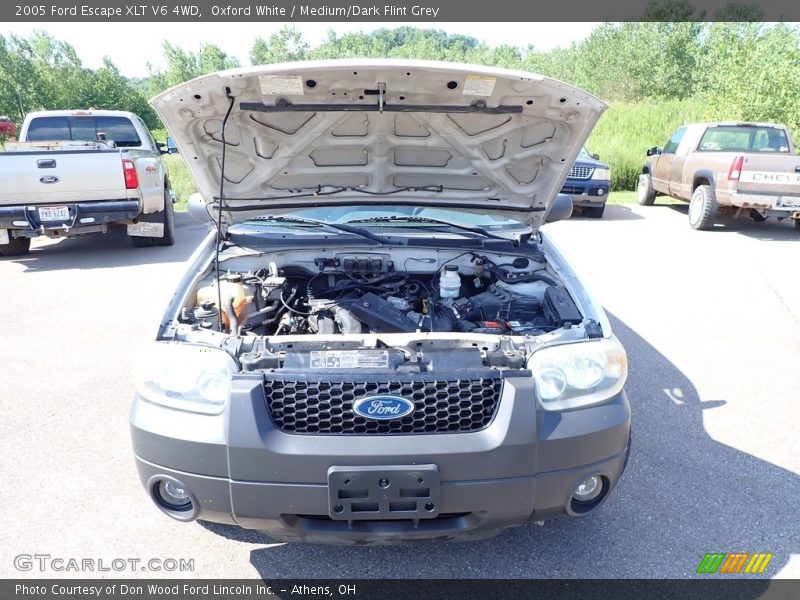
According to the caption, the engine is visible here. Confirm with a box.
[179,252,583,337]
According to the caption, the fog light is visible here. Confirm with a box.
[156,480,193,511]
[597,188,605,196]
[573,475,603,502]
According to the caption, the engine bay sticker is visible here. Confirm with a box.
[310,350,389,369]
[462,75,496,96]
[259,75,305,96]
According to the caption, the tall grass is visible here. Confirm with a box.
[163,154,196,210]
[587,97,711,191]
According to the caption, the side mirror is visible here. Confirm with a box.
[646,147,662,156]
[187,192,213,224]
[545,193,573,224]
[591,153,600,160]
[166,136,179,154]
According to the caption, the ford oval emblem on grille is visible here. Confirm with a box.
[39,176,60,184]
[353,396,414,420]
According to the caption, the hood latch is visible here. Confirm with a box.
[377,82,386,113]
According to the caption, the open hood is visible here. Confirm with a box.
[151,60,607,230]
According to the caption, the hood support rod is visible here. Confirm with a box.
[214,87,235,331]
[239,101,522,115]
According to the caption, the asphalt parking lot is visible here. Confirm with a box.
[1,202,798,579]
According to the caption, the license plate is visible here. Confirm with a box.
[38,206,70,221]
[127,222,164,237]
[327,465,440,520]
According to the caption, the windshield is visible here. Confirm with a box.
[241,205,528,231]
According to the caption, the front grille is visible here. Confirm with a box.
[560,184,586,195]
[264,376,502,434]
[569,165,594,179]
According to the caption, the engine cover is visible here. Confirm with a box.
[346,293,417,333]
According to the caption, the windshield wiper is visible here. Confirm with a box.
[243,215,402,246]
[344,215,516,243]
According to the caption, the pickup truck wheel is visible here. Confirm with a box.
[584,204,605,218]
[131,190,175,247]
[0,235,31,257]
[688,185,718,230]
[637,173,656,206]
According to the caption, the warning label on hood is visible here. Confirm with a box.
[310,350,389,369]
[463,75,496,96]
[259,75,305,95]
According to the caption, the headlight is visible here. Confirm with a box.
[529,337,627,411]
[134,343,238,414]
[591,168,610,180]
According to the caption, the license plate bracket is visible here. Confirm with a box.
[327,465,440,520]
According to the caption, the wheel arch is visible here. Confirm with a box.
[692,169,715,192]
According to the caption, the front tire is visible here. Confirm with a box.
[688,185,718,230]
[0,235,31,257]
[131,189,175,247]
[637,173,656,206]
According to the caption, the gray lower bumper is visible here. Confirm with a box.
[130,376,631,543]
[570,194,607,208]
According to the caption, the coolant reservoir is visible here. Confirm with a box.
[439,265,462,298]
[196,273,255,331]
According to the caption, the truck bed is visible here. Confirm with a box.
[0,145,133,207]
[737,153,800,196]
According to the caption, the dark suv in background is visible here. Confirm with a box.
[561,147,611,218]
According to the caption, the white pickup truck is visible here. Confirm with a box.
[0,109,175,256]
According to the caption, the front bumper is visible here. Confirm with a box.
[0,200,140,237]
[560,180,609,208]
[130,376,631,543]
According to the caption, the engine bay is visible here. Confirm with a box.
[178,249,586,339]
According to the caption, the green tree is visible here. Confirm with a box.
[250,27,309,64]
[147,41,239,96]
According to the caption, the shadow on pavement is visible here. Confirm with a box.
[3,213,209,272]
[571,204,644,221]
[198,313,799,580]
[660,202,799,241]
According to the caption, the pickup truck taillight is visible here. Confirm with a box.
[727,155,744,181]
[122,159,138,189]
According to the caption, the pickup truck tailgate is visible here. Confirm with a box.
[738,154,800,197]
[0,149,131,206]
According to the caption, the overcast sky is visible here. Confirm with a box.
[13,22,599,78]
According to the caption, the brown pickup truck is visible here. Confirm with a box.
[637,122,800,230]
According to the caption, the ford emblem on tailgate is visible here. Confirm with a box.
[39,176,59,184]
[353,396,414,420]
